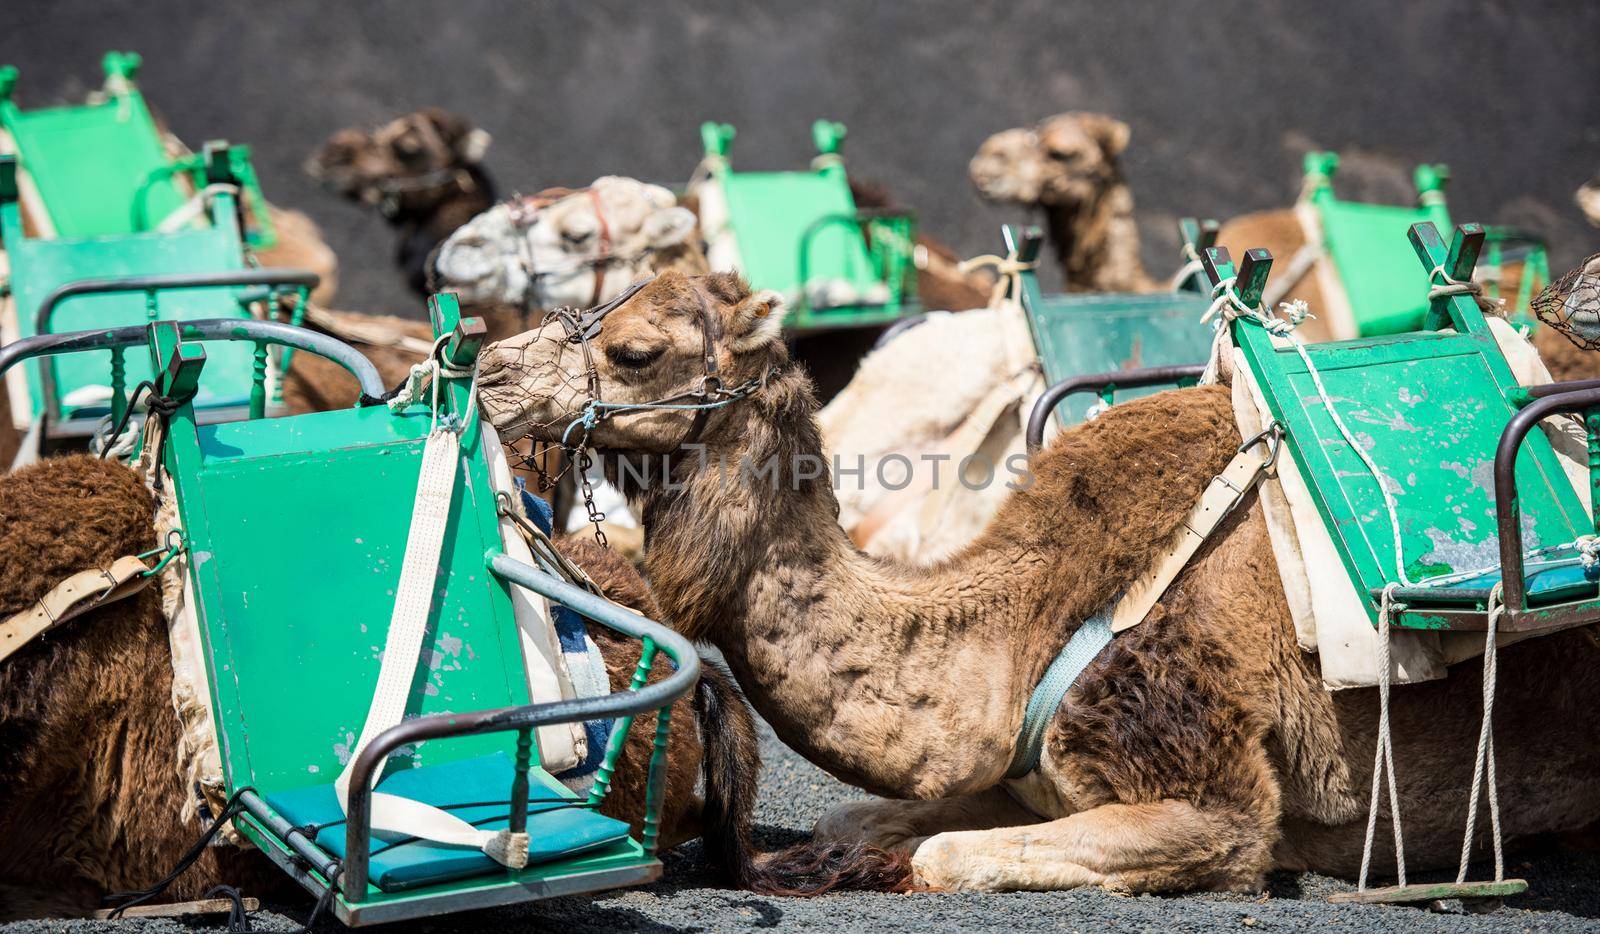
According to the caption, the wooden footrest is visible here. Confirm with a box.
[1327,879,1528,905]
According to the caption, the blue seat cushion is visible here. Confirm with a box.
[265,752,631,892]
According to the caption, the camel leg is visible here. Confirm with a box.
[813,788,1038,853]
[911,799,1271,893]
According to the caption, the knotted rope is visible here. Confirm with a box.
[1170,240,1206,292]
[959,253,1038,309]
[1359,583,1409,891]
[1457,584,1506,886]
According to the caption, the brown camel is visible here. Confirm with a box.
[0,454,779,920]
[969,112,1156,292]
[307,108,497,295]
[475,270,1600,894]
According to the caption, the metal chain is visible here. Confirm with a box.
[573,444,609,548]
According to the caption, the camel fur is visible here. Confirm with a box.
[0,454,766,919]
[970,112,1156,292]
[477,270,1600,894]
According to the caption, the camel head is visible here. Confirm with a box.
[430,176,699,310]
[1534,252,1600,348]
[969,112,1131,207]
[306,108,491,212]
[478,270,787,454]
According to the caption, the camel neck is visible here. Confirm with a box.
[632,370,1030,798]
[1044,173,1148,292]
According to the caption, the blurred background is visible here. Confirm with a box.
[3,0,1596,314]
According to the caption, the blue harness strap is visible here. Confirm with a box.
[1005,600,1117,779]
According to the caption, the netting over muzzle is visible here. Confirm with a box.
[1533,252,1600,351]
[476,314,596,447]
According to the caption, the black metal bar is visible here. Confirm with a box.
[34,268,322,336]
[871,312,932,350]
[1493,386,1600,614]
[0,317,386,405]
[237,790,342,882]
[340,555,701,902]
[1025,364,1208,452]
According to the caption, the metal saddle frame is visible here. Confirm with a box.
[0,296,699,926]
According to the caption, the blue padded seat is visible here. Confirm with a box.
[266,752,631,891]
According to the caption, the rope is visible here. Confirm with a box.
[103,786,255,919]
[1428,264,1484,303]
[1170,240,1206,292]
[1457,583,1506,884]
[1358,583,1408,891]
[959,253,1037,309]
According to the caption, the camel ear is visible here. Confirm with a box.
[640,182,678,209]
[728,289,787,352]
[1076,113,1130,158]
[641,207,696,249]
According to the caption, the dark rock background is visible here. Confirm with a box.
[2,0,1596,315]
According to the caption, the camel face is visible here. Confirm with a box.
[305,108,490,206]
[431,177,697,310]
[970,112,1130,207]
[478,271,785,451]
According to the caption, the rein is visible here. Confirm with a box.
[509,187,666,312]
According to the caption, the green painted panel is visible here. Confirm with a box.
[718,170,877,298]
[1025,291,1214,422]
[1318,198,1443,336]
[1237,325,1592,625]
[5,223,254,421]
[1,90,185,237]
[181,405,531,794]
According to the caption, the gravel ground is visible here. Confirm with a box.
[6,720,1599,934]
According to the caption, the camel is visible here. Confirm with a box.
[474,269,1600,895]
[969,112,1156,292]
[0,452,872,920]
[430,177,707,313]
[307,108,497,295]
[1578,175,1600,229]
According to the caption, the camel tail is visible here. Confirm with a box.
[692,660,914,896]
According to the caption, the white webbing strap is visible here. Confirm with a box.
[333,424,528,868]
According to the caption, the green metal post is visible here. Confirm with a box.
[109,346,126,425]
[641,703,672,857]
[509,727,533,836]
[586,638,658,807]
[144,288,159,322]
[249,342,268,420]
[1586,409,1600,536]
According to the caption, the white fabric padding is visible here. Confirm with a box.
[482,421,585,772]
[1216,317,1592,690]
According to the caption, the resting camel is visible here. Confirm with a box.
[969,112,1156,292]
[475,269,1600,894]
[0,452,885,920]
[307,108,497,296]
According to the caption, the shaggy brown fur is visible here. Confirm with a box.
[478,270,1600,894]
[0,456,283,919]
[0,456,762,918]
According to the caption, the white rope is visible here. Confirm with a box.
[1427,264,1482,303]
[1170,241,1205,292]
[1359,583,1409,891]
[1456,584,1506,884]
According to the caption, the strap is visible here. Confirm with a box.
[1006,601,1116,779]
[332,426,529,869]
[1110,433,1276,633]
[0,555,151,665]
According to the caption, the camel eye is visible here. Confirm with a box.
[562,227,594,246]
[606,345,664,370]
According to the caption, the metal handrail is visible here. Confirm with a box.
[0,317,386,402]
[336,553,701,901]
[1025,365,1208,452]
[795,208,915,313]
[34,268,321,336]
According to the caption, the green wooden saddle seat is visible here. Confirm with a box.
[0,51,277,246]
[1213,221,1597,632]
[0,301,698,925]
[0,149,310,441]
[696,119,918,332]
[1014,221,1215,429]
[266,752,631,892]
[1302,152,1548,337]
